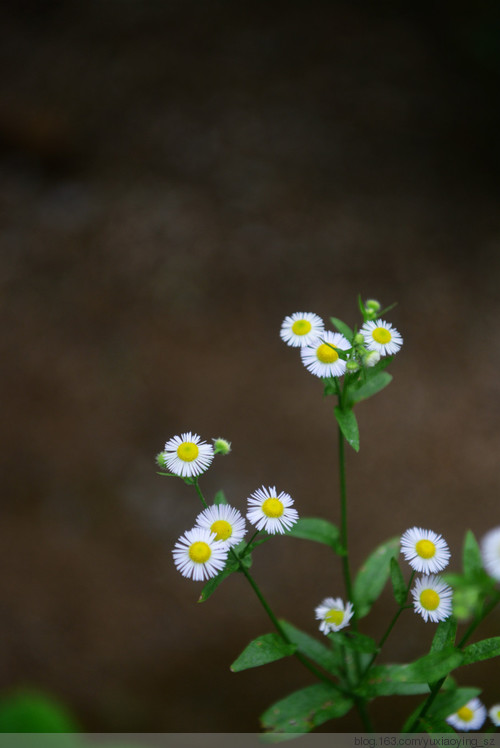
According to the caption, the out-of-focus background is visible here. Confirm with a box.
[1,0,500,733]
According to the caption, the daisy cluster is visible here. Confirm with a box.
[400,527,453,623]
[445,699,500,731]
[162,432,299,581]
[280,307,403,380]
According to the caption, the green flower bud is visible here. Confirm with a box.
[156,451,169,469]
[365,299,381,321]
[353,332,364,346]
[213,438,231,456]
[346,360,360,373]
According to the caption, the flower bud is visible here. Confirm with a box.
[213,438,232,456]
[365,299,381,321]
[346,360,360,373]
[353,332,364,346]
[156,451,169,469]
[363,350,380,368]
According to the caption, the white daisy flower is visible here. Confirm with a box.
[446,698,487,732]
[164,432,214,478]
[315,597,354,635]
[481,526,500,581]
[172,527,228,581]
[300,331,351,378]
[400,527,451,574]
[411,574,453,623]
[194,504,246,549]
[360,318,403,356]
[246,486,298,534]
[280,312,325,348]
[488,704,500,727]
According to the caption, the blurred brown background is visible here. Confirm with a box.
[1,0,500,733]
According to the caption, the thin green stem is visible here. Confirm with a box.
[338,429,354,612]
[193,478,209,508]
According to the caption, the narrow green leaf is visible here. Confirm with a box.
[360,650,463,697]
[431,618,457,653]
[156,471,176,477]
[428,687,481,722]
[279,620,343,676]
[353,537,400,618]
[462,637,500,665]
[349,372,392,405]
[358,673,431,698]
[403,648,463,683]
[357,294,366,318]
[214,489,227,505]
[422,718,455,733]
[390,557,407,606]
[261,684,352,734]
[334,406,360,452]
[286,518,342,552]
[198,558,239,602]
[341,631,378,654]
[379,302,397,316]
[230,634,296,672]
[463,530,483,579]
[330,317,354,342]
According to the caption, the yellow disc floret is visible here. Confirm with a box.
[262,498,284,518]
[325,609,344,626]
[316,343,339,364]
[177,442,199,462]
[415,539,436,559]
[372,327,392,344]
[420,589,440,611]
[457,706,474,723]
[188,541,212,564]
[292,319,312,336]
[210,519,232,542]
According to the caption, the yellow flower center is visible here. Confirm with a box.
[188,541,212,564]
[210,519,232,541]
[372,327,392,344]
[177,442,199,462]
[262,498,284,518]
[325,609,344,626]
[420,589,440,611]
[495,708,500,720]
[415,539,436,559]
[316,343,339,364]
[292,319,312,336]
[457,706,474,723]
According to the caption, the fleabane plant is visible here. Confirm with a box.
[158,297,500,737]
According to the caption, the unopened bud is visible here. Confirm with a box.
[213,438,231,456]
[156,451,169,469]
[365,299,381,321]
[363,350,380,368]
[353,332,364,346]
[346,360,360,373]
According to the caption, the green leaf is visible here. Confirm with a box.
[156,471,176,477]
[279,620,342,676]
[214,489,227,505]
[462,637,500,665]
[427,687,482,722]
[261,684,353,734]
[349,372,392,405]
[422,717,455,733]
[230,634,297,672]
[379,302,397,316]
[330,317,354,342]
[358,671,432,698]
[353,537,400,618]
[360,650,463,697]
[341,631,378,654]
[0,690,78,733]
[334,406,360,452]
[286,518,342,553]
[431,618,457,653]
[390,557,407,606]
[463,530,483,579]
[357,294,366,318]
[198,557,239,602]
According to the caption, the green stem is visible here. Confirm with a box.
[338,429,354,612]
[193,478,209,509]
[405,590,500,733]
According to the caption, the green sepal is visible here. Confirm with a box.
[359,650,462,697]
[230,634,297,672]
[213,489,227,505]
[198,556,240,602]
[462,637,500,665]
[430,617,457,653]
[390,557,407,606]
[260,683,353,735]
[330,317,354,342]
[334,406,360,452]
[348,372,392,406]
[279,620,343,676]
[353,537,400,618]
[286,518,343,553]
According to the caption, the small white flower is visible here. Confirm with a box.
[411,574,453,623]
[164,432,214,477]
[488,704,500,727]
[300,331,351,378]
[360,318,403,356]
[400,527,451,574]
[172,527,228,581]
[315,597,354,634]
[446,698,487,732]
[194,504,246,549]
[246,486,298,534]
[481,526,500,581]
[280,312,325,348]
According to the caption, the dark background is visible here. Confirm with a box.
[1,0,500,733]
